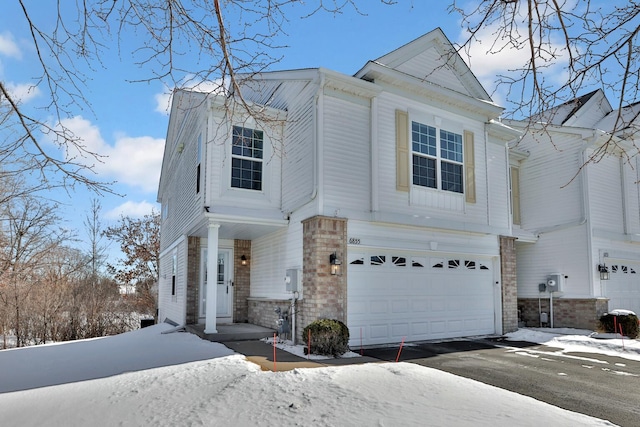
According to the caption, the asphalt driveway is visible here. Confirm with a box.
[362,337,640,427]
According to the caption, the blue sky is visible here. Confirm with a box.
[0,1,571,258]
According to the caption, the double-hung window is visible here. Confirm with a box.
[231,126,263,191]
[412,121,463,193]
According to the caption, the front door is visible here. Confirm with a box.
[200,248,234,323]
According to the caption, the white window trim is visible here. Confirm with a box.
[410,113,464,194]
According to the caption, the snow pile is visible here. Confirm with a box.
[506,328,640,361]
[0,324,617,426]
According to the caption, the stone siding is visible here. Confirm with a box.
[500,236,518,333]
[518,297,609,330]
[248,298,293,332]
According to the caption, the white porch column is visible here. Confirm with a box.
[204,223,220,334]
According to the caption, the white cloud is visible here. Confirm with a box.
[154,78,227,115]
[105,200,158,219]
[0,32,21,59]
[60,116,164,193]
[456,12,568,104]
[5,82,41,103]
[154,90,172,115]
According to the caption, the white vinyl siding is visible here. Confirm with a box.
[281,85,316,213]
[391,46,469,96]
[250,207,307,299]
[157,239,188,324]
[516,132,584,231]
[486,141,510,228]
[159,105,207,251]
[516,227,591,298]
[375,92,496,229]
[322,91,371,214]
[588,155,624,234]
[209,115,282,210]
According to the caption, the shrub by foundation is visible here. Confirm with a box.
[599,312,639,339]
[302,319,350,357]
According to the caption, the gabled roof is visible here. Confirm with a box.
[529,89,612,127]
[595,101,640,138]
[354,27,492,102]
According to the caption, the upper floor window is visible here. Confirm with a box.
[231,126,263,191]
[412,121,463,193]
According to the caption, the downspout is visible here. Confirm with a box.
[576,144,596,298]
[505,141,512,236]
[484,123,491,225]
[620,156,629,235]
[316,74,326,216]
[371,95,379,214]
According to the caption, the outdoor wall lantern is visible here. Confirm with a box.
[330,252,342,276]
[241,255,248,266]
[598,264,610,281]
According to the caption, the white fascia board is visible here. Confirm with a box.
[358,62,503,119]
[318,67,382,99]
[504,119,630,152]
[486,120,522,142]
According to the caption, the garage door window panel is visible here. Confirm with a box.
[392,256,407,267]
[371,255,386,266]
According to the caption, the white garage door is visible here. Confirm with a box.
[347,250,497,346]
[606,263,640,315]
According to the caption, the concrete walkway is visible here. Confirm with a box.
[223,340,381,372]
[185,322,381,372]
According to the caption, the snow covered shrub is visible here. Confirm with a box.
[302,319,350,357]
[599,312,639,339]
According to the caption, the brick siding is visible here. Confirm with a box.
[233,240,251,323]
[500,236,518,333]
[297,215,348,342]
[518,297,609,330]
[248,298,294,331]
[185,237,200,324]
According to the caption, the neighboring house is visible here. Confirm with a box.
[157,28,522,346]
[507,89,640,329]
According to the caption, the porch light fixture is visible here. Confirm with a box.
[241,255,247,266]
[330,252,342,276]
[598,264,610,281]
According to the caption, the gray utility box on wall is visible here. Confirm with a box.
[285,269,300,292]
[546,273,564,293]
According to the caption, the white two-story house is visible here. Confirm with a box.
[508,89,640,329]
[157,28,521,346]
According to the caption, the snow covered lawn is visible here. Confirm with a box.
[0,324,622,426]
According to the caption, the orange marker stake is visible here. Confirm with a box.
[395,337,406,362]
[273,333,277,372]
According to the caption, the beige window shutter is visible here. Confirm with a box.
[464,130,476,204]
[396,110,409,192]
[511,167,521,225]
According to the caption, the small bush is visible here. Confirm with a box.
[302,319,350,357]
[599,312,639,339]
